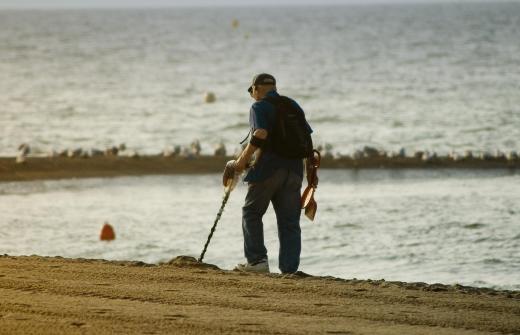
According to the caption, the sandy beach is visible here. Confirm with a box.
[0,255,518,335]
[1,155,519,182]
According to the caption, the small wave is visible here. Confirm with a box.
[397,242,421,247]
[306,236,330,242]
[461,126,496,134]
[222,122,250,130]
[470,280,489,286]
[482,258,504,265]
[334,222,361,229]
[134,243,161,252]
[426,51,450,59]
[322,242,349,250]
[463,223,486,229]
[292,94,313,100]
[310,115,342,123]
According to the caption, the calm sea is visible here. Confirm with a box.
[0,3,519,155]
[0,170,519,290]
[0,3,519,290]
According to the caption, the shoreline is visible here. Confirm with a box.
[1,254,519,334]
[1,155,519,182]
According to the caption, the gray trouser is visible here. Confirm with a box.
[242,168,302,273]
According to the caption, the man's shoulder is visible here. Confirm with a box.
[251,100,276,113]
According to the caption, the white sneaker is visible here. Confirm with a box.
[234,259,269,273]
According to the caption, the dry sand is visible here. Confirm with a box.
[0,255,518,335]
[1,155,519,182]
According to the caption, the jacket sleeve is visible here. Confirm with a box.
[250,102,271,131]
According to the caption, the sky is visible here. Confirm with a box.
[0,0,511,9]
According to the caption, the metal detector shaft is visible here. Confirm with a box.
[198,188,232,263]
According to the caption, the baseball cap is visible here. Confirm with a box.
[247,73,276,93]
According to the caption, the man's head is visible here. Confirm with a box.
[248,73,276,101]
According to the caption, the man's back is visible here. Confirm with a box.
[245,90,313,184]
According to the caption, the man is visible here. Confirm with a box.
[227,73,313,274]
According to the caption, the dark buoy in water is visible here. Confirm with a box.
[204,92,216,103]
[100,222,116,241]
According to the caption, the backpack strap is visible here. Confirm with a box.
[262,95,293,136]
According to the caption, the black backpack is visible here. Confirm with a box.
[262,95,313,159]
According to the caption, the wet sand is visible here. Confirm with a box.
[1,155,519,182]
[0,255,519,335]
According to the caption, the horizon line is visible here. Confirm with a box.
[0,0,516,10]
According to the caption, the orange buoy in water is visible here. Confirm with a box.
[100,222,115,241]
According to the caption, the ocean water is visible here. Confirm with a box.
[1,3,520,156]
[0,170,519,291]
[1,3,519,291]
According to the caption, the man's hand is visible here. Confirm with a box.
[305,158,319,187]
[222,160,236,187]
